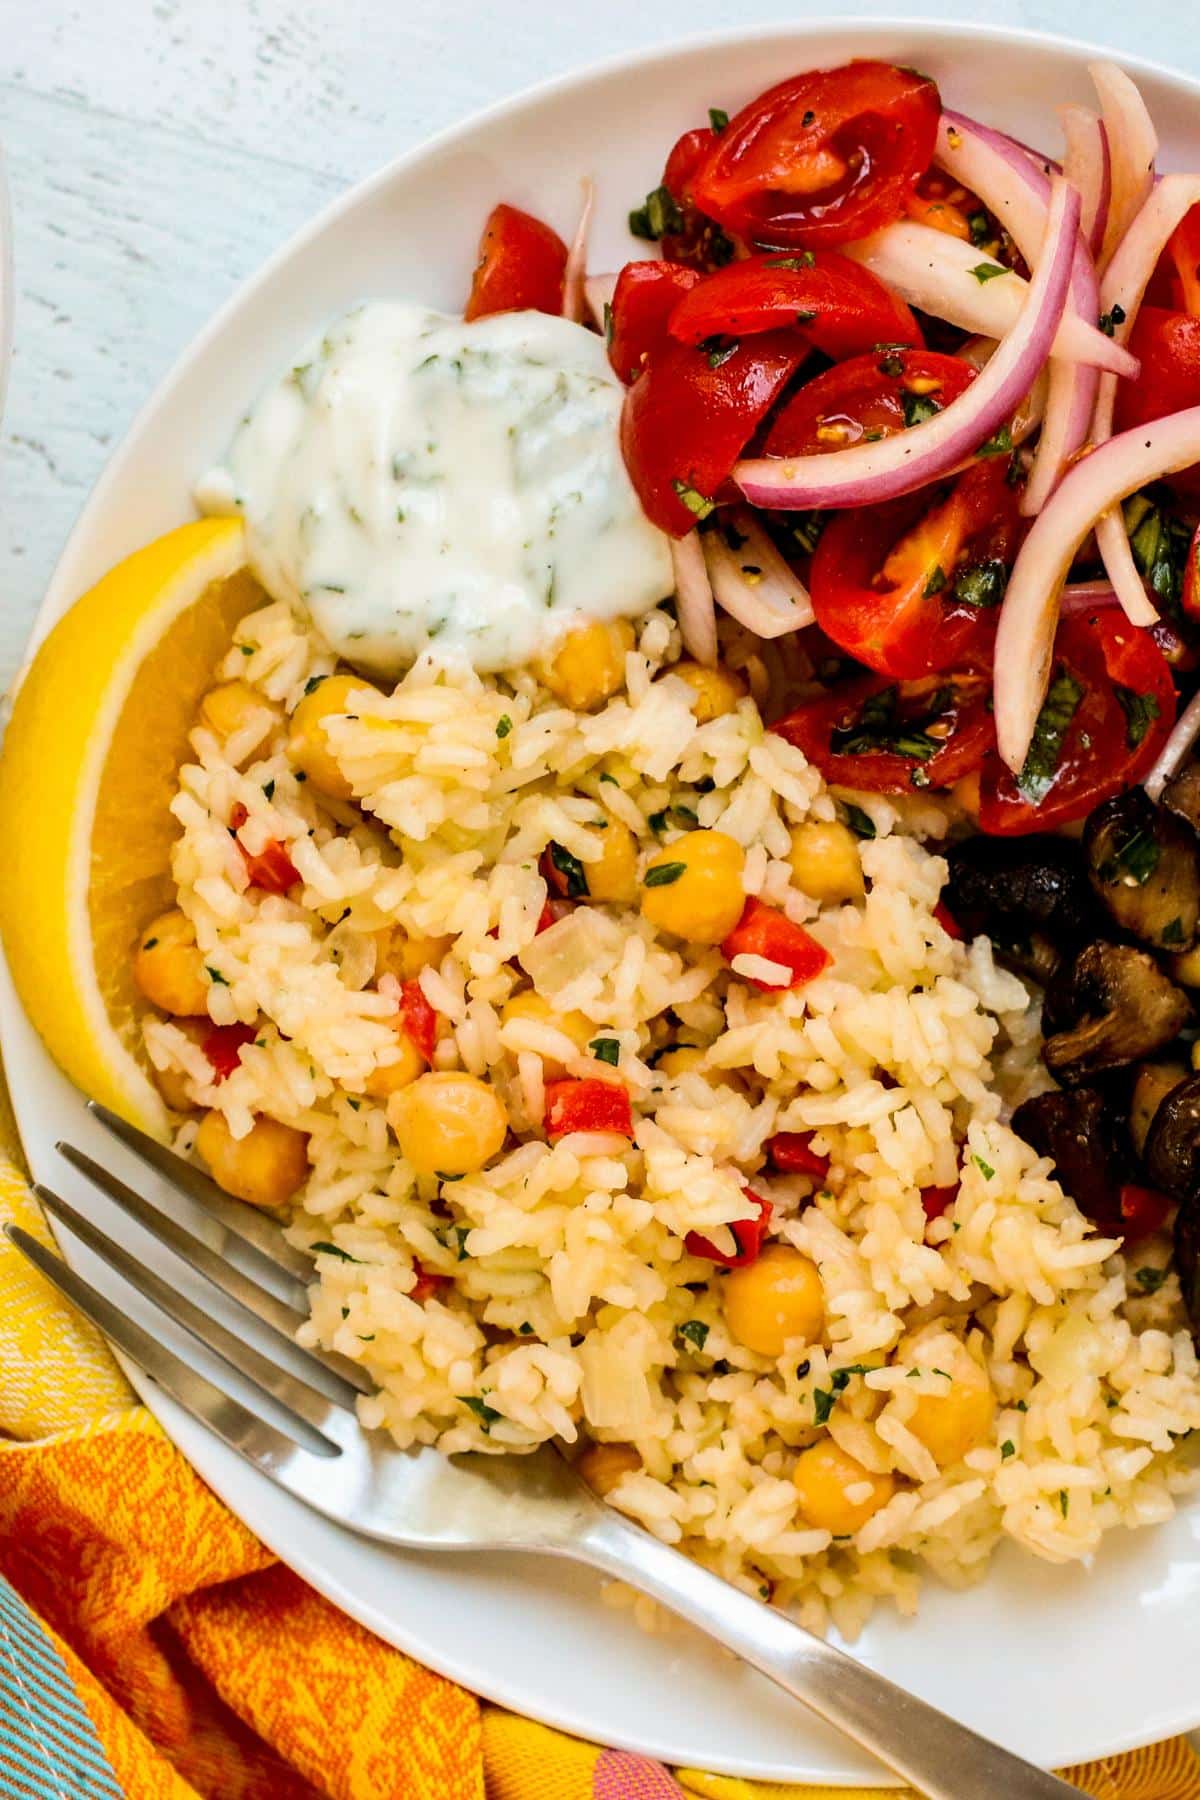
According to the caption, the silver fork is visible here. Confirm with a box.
[10,1101,1087,1800]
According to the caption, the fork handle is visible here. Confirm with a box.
[577,1510,1087,1799]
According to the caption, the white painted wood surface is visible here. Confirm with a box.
[0,0,1191,683]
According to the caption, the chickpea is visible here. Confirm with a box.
[1172,944,1200,989]
[723,1245,825,1357]
[656,1045,707,1078]
[133,909,209,1017]
[362,1029,426,1099]
[906,1357,996,1466]
[787,821,865,905]
[154,1061,197,1113]
[641,829,745,945]
[374,925,455,982]
[584,814,638,904]
[288,673,380,800]
[390,1071,508,1176]
[195,1110,310,1209]
[200,679,280,742]
[500,991,591,1077]
[672,659,747,723]
[578,1441,642,1496]
[1131,1060,1187,1156]
[537,619,634,711]
[793,1440,896,1534]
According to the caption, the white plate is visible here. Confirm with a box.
[7,19,1200,1784]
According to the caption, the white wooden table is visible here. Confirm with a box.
[0,0,1188,684]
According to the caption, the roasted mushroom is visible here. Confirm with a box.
[1042,942,1191,1086]
[1012,1087,1133,1230]
[1144,1073,1200,1201]
[1130,1059,1189,1158]
[942,836,1100,985]
[1162,757,1200,836]
[1084,789,1200,952]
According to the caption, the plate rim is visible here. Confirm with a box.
[8,14,1200,1781]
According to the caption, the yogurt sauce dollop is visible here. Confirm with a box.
[196,301,675,676]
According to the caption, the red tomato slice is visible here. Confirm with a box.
[1169,203,1200,317]
[721,897,832,989]
[921,1184,959,1221]
[544,1078,634,1140]
[656,125,745,270]
[978,609,1176,835]
[201,1022,257,1083]
[766,1131,830,1179]
[765,349,975,458]
[932,901,963,940]
[229,801,300,896]
[398,979,438,1062]
[692,61,940,248]
[410,1260,453,1304]
[608,262,700,385]
[464,203,567,321]
[808,458,1020,679]
[772,673,996,795]
[903,169,986,243]
[1182,522,1200,625]
[685,1188,773,1267]
[1113,307,1200,501]
[1118,1184,1173,1242]
[621,332,806,536]
[666,250,920,360]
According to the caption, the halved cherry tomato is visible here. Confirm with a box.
[685,1188,773,1267]
[656,125,744,270]
[1113,307,1200,501]
[410,1260,452,1304]
[767,1131,830,1179]
[667,249,920,360]
[1182,522,1200,625]
[464,203,567,321]
[621,332,806,535]
[921,1184,959,1221]
[608,261,700,384]
[765,349,975,458]
[201,1022,257,1083]
[1168,203,1200,317]
[978,608,1176,835]
[692,61,940,249]
[1118,1184,1173,1242]
[544,1078,634,1140]
[808,457,1021,679]
[229,801,300,896]
[772,673,996,795]
[398,979,438,1062]
[721,897,832,989]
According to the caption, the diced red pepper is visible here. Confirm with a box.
[399,979,438,1062]
[410,1259,452,1304]
[921,1184,959,1221]
[229,800,300,896]
[1118,1184,1173,1242]
[767,1131,830,1180]
[200,1021,258,1083]
[686,1188,773,1267]
[933,901,963,941]
[544,1078,634,1140]
[536,901,559,933]
[721,897,832,990]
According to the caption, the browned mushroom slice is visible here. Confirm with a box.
[1084,790,1200,953]
[1144,1073,1200,1200]
[943,835,1100,985]
[1162,758,1200,837]
[1130,1060,1189,1158]
[1012,1087,1132,1230]
[1043,943,1191,1087]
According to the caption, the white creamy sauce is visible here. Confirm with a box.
[196,301,674,675]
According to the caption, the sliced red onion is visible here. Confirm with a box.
[994,406,1200,771]
[584,271,617,333]
[1060,579,1117,615]
[1059,105,1110,258]
[1022,219,1101,515]
[562,179,594,325]
[1146,688,1200,799]
[735,178,1080,511]
[702,509,814,639]
[1091,61,1158,269]
[671,530,717,666]
[842,224,1131,373]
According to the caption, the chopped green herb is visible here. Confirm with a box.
[599,771,618,785]
[518,1322,535,1335]
[549,841,590,898]
[645,861,687,887]
[783,509,826,556]
[437,1172,465,1184]
[239,642,254,656]
[495,714,513,739]
[830,684,940,763]
[1099,302,1126,337]
[451,1226,471,1260]
[141,936,158,950]
[677,1319,710,1351]
[359,1333,375,1342]
[1125,496,1192,606]
[708,106,729,132]
[701,334,740,368]
[813,1387,836,1426]
[878,351,905,378]
[954,558,1007,609]
[1016,668,1084,804]
[294,770,307,782]
[1135,1266,1168,1294]
[1115,686,1160,750]
[829,1363,873,1394]
[976,423,1013,459]
[923,564,948,598]
[303,674,327,696]
[1058,1490,1070,1518]
[969,261,1007,283]
[629,184,684,241]
[459,1395,502,1431]
[672,479,715,520]
[1000,1440,1016,1460]
[262,779,276,801]
[1098,820,1160,887]
[310,1241,359,1263]
[670,803,699,829]
[648,808,670,835]
[901,389,940,428]
[973,1153,996,1180]
[1014,1399,1029,1412]
[763,251,816,269]
[794,309,818,327]
[591,1037,621,1066]
[842,802,876,840]
[967,208,991,246]
[205,967,228,986]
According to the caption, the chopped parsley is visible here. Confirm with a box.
[1125,494,1192,606]
[262,779,276,801]
[830,685,940,763]
[645,861,687,887]
[548,842,590,898]
[973,1153,996,1180]
[1098,820,1160,887]
[1016,669,1084,804]
[954,558,1007,609]
[923,564,948,597]
[1135,1266,1168,1294]
[677,1319,710,1351]
[708,106,729,132]
[901,389,940,428]
[495,714,513,739]
[672,479,715,520]
[518,1322,535,1335]
[967,207,991,246]
[1115,685,1161,751]
[591,1037,621,1066]
[969,261,1007,283]
[842,802,877,840]
[763,251,816,269]
[976,423,1013,459]
[459,1395,503,1431]
[1058,1490,1070,1518]
[813,1387,837,1426]
[205,966,229,986]
[310,1241,359,1262]
[141,936,158,950]
[629,184,684,241]
[648,808,669,835]
[1099,302,1126,337]
[451,1226,471,1261]
[302,673,327,696]
[1000,1440,1016,1460]
[701,335,740,369]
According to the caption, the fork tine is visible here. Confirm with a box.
[87,1101,315,1284]
[37,1185,353,1432]
[50,1148,374,1400]
[4,1224,340,1465]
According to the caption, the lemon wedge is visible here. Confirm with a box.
[0,518,266,1134]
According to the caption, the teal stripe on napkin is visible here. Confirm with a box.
[0,1575,122,1797]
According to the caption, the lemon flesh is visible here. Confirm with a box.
[0,518,265,1134]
